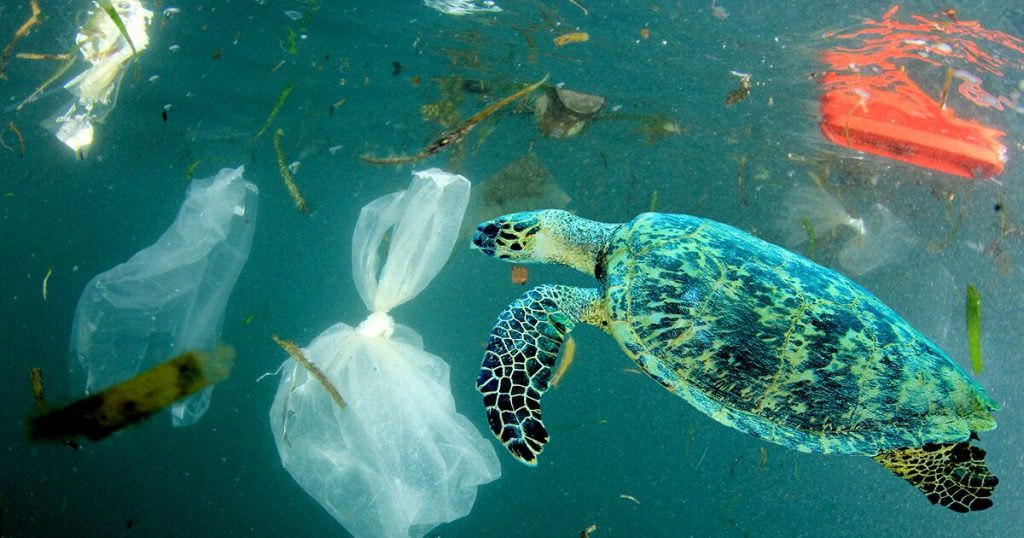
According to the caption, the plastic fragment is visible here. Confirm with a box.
[424,0,501,15]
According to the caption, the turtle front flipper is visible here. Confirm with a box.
[477,284,602,465]
[874,441,998,512]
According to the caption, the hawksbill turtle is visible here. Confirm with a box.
[472,209,998,512]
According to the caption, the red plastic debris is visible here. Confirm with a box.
[818,6,1024,179]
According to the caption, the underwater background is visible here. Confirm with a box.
[1,1,1022,536]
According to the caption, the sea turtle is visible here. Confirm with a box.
[472,209,998,512]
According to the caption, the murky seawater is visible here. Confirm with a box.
[1,1,1022,536]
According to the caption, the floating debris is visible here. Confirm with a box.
[939,67,955,110]
[256,83,294,138]
[758,446,768,472]
[51,0,153,153]
[554,32,590,47]
[272,334,346,410]
[362,75,548,164]
[41,267,52,301]
[15,52,72,61]
[511,265,528,285]
[780,184,864,250]
[818,6,1024,178]
[711,0,729,20]
[966,284,983,374]
[534,86,605,139]
[328,97,347,116]
[551,335,576,388]
[425,0,502,16]
[273,129,310,214]
[725,71,751,106]
[619,494,640,505]
[580,524,598,538]
[98,0,138,57]
[837,204,917,276]
[649,190,658,212]
[30,368,45,408]
[0,0,41,80]
[28,348,234,442]
[5,121,25,158]
[465,152,570,237]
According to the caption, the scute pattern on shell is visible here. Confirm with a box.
[603,213,996,455]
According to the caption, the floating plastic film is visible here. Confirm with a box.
[53,0,153,153]
[69,166,258,426]
[270,168,500,538]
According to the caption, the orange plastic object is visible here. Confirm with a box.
[820,71,1007,178]
[818,6,1024,179]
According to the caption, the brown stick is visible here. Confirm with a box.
[272,334,347,410]
[362,74,549,165]
[16,52,73,61]
[0,0,42,79]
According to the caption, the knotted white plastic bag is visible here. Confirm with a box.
[270,168,500,538]
[69,166,258,426]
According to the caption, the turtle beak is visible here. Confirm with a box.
[471,221,500,256]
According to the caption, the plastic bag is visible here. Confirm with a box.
[270,168,500,538]
[53,0,153,153]
[69,166,258,426]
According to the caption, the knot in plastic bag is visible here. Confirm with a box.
[356,311,395,339]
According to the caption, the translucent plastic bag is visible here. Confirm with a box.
[69,166,258,426]
[270,168,500,538]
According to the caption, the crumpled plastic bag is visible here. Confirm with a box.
[69,166,258,426]
[270,168,500,538]
[54,0,153,153]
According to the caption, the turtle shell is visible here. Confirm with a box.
[600,213,996,455]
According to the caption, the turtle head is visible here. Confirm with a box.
[472,211,545,261]
[472,210,616,276]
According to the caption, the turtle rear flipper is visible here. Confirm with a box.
[874,442,997,512]
[477,284,602,465]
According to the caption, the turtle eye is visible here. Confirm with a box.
[480,223,500,237]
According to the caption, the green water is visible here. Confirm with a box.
[1,1,1022,536]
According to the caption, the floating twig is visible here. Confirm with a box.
[362,74,549,165]
[256,83,294,138]
[0,0,41,80]
[16,52,72,61]
[939,66,954,110]
[42,266,52,301]
[6,121,26,158]
[272,334,347,410]
[273,129,309,213]
[619,494,640,505]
